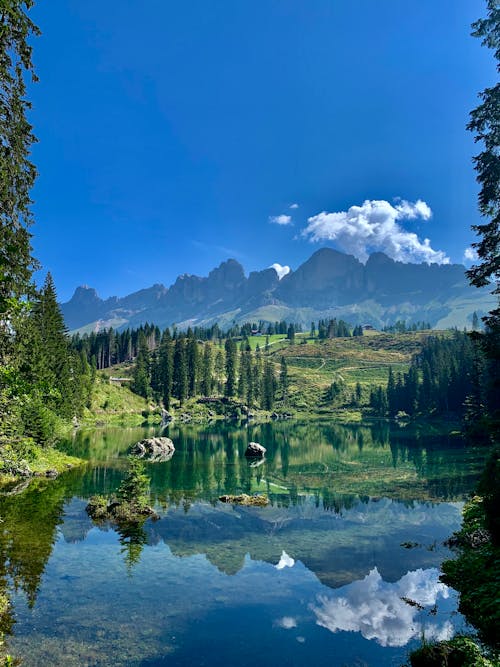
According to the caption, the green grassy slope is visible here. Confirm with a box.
[266,330,437,416]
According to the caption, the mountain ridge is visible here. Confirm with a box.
[61,248,495,333]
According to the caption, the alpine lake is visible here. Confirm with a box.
[0,419,490,666]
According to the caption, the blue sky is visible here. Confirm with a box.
[29,0,495,301]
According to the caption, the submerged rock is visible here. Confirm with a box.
[219,494,269,506]
[131,437,175,462]
[244,442,266,458]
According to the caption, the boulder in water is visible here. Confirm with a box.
[131,437,175,462]
[244,442,266,458]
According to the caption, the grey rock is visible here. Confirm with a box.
[244,441,266,458]
[131,437,175,462]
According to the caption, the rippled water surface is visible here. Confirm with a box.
[0,421,488,666]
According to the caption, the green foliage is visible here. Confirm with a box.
[409,635,495,666]
[466,1,500,334]
[478,447,500,543]
[20,396,59,447]
[173,337,188,403]
[117,456,150,509]
[384,332,485,419]
[224,338,237,397]
[441,495,500,651]
[131,332,151,399]
[261,359,276,410]
[0,0,40,327]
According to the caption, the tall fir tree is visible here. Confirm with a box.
[131,331,151,400]
[158,328,173,408]
[0,2,40,352]
[201,343,213,396]
[32,273,72,416]
[279,356,289,403]
[262,360,276,410]
[173,337,188,404]
[224,338,237,397]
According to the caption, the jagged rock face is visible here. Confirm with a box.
[276,248,364,307]
[61,248,493,332]
[244,268,279,304]
[364,253,466,305]
[62,286,107,328]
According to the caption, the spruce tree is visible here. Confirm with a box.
[280,356,289,403]
[224,338,237,397]
[201,343,213,396]
[132,331,151,400]
[158,329,173,409]
[0,2,40,349]
[262,360,276,410]
[173,337,188,404]
[32,273,72,415]
[214,348,225,395]
[186,336,199,397]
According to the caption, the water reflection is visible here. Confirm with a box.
[0,421,486,665]
[312,567,453,647]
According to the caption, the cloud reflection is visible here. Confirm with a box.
[276,551,295,570]
[311,567,453,647]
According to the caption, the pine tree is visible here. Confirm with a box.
[32,273,73,416]
[173,337,188,404]
[466,1,500,332]
[387,367,396,417]
[262,360,276,410]
[253,345,263,403]
[132,331,151,400]
[214,349,225,395]
[224,338,237,397]
[201,343,213,396]
[158,328,173,409]
[280,356,289,403]
[186,336,199,397]
[0,2,40,351]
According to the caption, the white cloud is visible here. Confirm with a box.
[270,263,291,280]
[464,246,478,262]
[311,567,452,648]
[275,616,298,629]
[275,550,295,569]
[290,203,299,209]
[302,199,449,265]
[269,214,292,226]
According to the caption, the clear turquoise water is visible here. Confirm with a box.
[0,421,487,666]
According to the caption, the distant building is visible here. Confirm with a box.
[362,324,376,331]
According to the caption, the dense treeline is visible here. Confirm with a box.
[382,320,432,333]
[1,274,93,451]
[71,317,360,372]
[129,330,281,411]
[369,331,499,424]
[314,318,362,338]
[0,5,92,463]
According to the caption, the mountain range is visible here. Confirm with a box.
[61,248,495,333]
